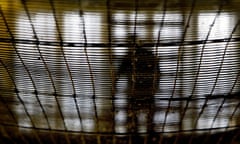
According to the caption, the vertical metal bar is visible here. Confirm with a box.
[0,3,42,144]
[209,19,239,130]
[162,0,196,132]
[48,0,77,96]
[77,0,98,132]
[154,0,167,94]
[177,0,197,125]
[131,0,139,133]
[209,22,240,95]
[48,0,75,143]
[20,0,52,130]
[195,2,225,144]
[155,0,167,54]
[106,0,116,133]
[193,1,224,130]
[0,59,18,124]
[106,0,114,96]
[76,2,96,98]
[155,0,168,133]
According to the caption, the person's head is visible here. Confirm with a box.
[126,33,141,52]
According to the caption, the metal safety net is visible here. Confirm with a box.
[0,0,240,143]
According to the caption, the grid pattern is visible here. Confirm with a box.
[0,0,240,143]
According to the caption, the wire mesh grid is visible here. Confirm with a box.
[0,0,240,143]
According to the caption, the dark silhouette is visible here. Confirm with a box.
[114,36,160,133]
[115,37,160,100]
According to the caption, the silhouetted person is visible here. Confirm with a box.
[114,35,160,133]
[115,36,160,100]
